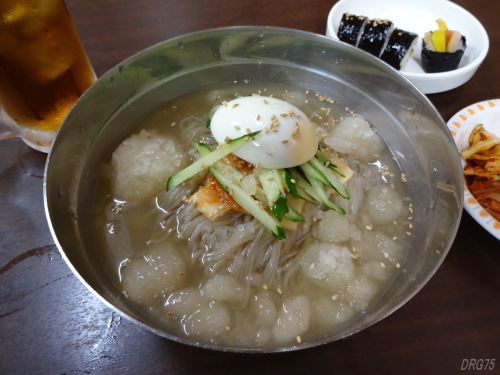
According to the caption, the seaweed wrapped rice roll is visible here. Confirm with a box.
[337,13,367,46]
[421,19,466,73]
[380,29,418,70]
[357,18,394,57]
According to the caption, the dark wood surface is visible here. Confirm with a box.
[1,0,499,374]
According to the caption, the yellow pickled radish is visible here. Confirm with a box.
[436,19,448,31]
[432,29,447,52]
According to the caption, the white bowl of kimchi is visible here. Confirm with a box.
[448,99,500,239]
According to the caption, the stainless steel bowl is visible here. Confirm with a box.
[44,26,463,352]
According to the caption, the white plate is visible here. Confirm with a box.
[326,0,489,94]
[447,99,500,240]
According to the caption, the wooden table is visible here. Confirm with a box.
[1,0,499,373]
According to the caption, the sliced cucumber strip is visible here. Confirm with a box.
[309,157,350,199]
[300,162,331,187]
[285,208,305,222]
[315,150,345,177]
[210,164,286,240]
[193,141,212,157]
[167,131,260,190]
[290,168,322,203]
[283,168,298,198]
[256,167,288,222]
[296,185,317,204]
[305,172,345,214]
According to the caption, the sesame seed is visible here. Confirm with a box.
[244,137,249,141]
[280,113,287,117]
[332,295,338,300]
[233,103,239,108]
[263,100,268,104]
[296,336,301,344]
[244,79,249,83]
[277,288,283,294]
[171,122,176,126]
[263,284,268,290]
[225,326,231,331]
[396,263,401,268]
[246,128,251,133]
[271,128,278,132]
[310,263,315,269]
[436,250,441,255]
[146,240,152,246]
[267,152,272,155]
[282,140,288,144]
[271,114,276,120]
[224,136,231,143]
[393,237,397,240]
[166,313,173,318]
[380,262,386,268]
[290,179,296,183]
[257,115,261,121]
[393,221,397,225]
[409,224,413,229]
[234,125,241,130]
[366,225,373,230]
[303,223,308,229]
[406,231,411,236]
[384,252,389,258]
[222,101,228,107]
[264,127,269,134]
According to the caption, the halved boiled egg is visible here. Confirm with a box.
[210,96,318,169]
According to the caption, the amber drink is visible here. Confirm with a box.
[0,0,95,150]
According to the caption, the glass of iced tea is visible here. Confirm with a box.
[0,0,95,152]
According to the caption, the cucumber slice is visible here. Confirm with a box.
[256,167,288,222]
[167,131,261,190]
[305,172,345,214]
[315,150,345,177]
[296,185,317,204]
[193,141,212,157]
[282,168,298,198]
[300,162,331,187]
[290,168,322,203]
[193,141,247,185]
[210,164,286,240]
[309,157,350,199]
[285,208,305,222]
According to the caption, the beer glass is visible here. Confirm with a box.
[0,0,96,152]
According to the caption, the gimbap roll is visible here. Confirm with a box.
[421,19,467,73]
[357,19,394,57]
[337,13,367,46]
[380,29,418,70]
